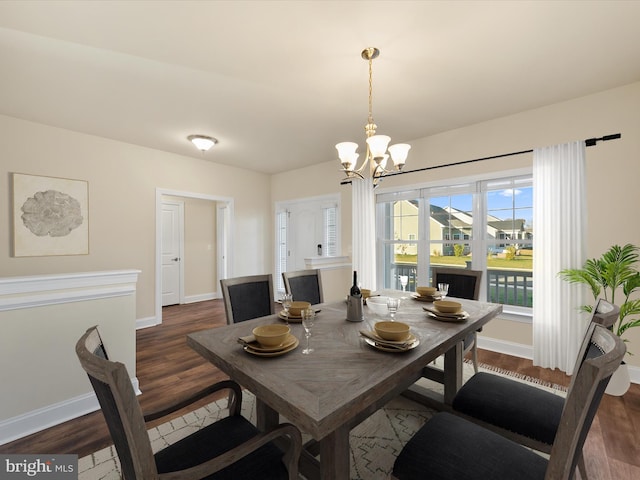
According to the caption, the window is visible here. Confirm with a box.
[376,174,533,313]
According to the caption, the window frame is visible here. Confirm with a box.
[375,168,533,321]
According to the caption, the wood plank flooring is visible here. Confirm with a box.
[2,299,639,479]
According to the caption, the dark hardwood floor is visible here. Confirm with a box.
[2,299,639,479]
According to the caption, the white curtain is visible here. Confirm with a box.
[532,141,588,374]
[352,178,376,290]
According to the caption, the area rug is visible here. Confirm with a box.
[78,360,566,479]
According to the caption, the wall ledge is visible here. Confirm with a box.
[0,270,141,311]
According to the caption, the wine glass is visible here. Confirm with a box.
[438,283,449,300]
[400,275,408,291]
[281,293,293,323]
[301,308,315,354]
[387,297,400,321]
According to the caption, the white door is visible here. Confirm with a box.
[161,201,183,306]
[288,203,322,270]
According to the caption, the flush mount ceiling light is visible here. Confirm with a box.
[336,47,410,187]
[188,135,218,152]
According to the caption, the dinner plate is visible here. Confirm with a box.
[244,337,299,357]
[364,335,419,352]
[278,311,302,323]
[244,333,297,353]
[425,311,470,322]
[411,293,442,302]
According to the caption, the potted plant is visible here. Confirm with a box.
[559,243,640,395]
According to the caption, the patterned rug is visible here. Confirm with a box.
[78,360,566,479]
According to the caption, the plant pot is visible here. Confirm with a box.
[605,362,630,396]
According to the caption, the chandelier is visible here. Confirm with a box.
[336,47,410,187]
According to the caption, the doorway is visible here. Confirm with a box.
[155,188,233,325]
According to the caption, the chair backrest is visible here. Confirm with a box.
[76,327,158,479]
[591,298,620,329]
[546,324,625,480]
[282,269,323,305]
[220,274,275,324]
[431,267,482,300]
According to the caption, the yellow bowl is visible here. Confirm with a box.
[361,288,372,299]
[288,301,311,317]
[252,324,291,347]
[433,300,462,314]
[416,286,437,297]
[374,321,411,341]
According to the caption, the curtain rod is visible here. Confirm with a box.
[340,133,621,185]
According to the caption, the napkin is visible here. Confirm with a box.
[237,334,256,346]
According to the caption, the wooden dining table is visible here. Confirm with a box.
[187,291,502,480]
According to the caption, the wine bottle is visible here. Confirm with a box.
[350,271,361,297]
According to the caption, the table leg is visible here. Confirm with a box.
[443,341,463,404]
[256,398,279,431]
[319,425,350,480]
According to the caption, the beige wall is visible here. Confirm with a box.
[0,115,272,321]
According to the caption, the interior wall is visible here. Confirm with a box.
[0,114,272,322]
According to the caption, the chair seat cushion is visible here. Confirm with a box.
[155,414,288,480]
[393,412,548,480]
[452,372,564,445]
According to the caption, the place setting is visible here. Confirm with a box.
[278,298,311,323]
[360,321,420,352]
[423,299,469,322]
[410,284,448,302]
[237,324,299,357]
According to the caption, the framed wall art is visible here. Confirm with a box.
[12,173,89,257]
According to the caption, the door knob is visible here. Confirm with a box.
[172,257,180,261]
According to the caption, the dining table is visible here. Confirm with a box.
[187,290,502,480]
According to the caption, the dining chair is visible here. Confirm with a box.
[449,298,619,479]
[76,326,301,480]
[282,269,324,305]
[431,266,483,372]
[220,274,275,324]
[392,322,625,480]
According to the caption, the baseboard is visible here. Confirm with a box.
[184,293,217,304]
[0,378,140,446]
[477,336,640,384]
[136,315,160,330]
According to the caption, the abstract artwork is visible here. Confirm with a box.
[12,173,89,257]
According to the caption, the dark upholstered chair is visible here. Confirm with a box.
[220,274,275,324]
[432,267,483,372]
[392,323,625,480]
[450,298,620,479]
[282,269,323,305]
[76,326,301,480]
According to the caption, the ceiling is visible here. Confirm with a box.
[1,1,639,175]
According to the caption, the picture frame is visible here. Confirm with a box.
[12,173,89,257]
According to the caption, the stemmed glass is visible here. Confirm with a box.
[387,297,400,321]
[438,283,449,300]
[301,308,315,354]
[281,293,293,324]
[400,275,408,291]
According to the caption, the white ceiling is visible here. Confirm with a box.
[1,1,639,174]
